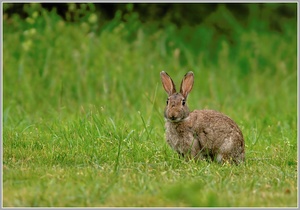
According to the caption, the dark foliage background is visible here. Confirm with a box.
[4,3,296,31]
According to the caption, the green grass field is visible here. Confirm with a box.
[3,4,298,207]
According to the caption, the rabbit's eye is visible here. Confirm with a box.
[166,100,169,105]
[182,100,186,106]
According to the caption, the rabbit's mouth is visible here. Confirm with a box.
[167,117,182,123]
[166,116,189,123]
[165,109,190,123]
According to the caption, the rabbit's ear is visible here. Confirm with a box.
[180,71,194,98]
[160,71,177,96]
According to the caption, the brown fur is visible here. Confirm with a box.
[160,71,245,164]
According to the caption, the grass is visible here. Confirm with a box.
[3,4,298,207]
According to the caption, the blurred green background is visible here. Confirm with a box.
[3,3,297,121]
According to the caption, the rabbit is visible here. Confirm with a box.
[160,71,245,164]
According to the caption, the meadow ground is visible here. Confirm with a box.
[3,4,298,207]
